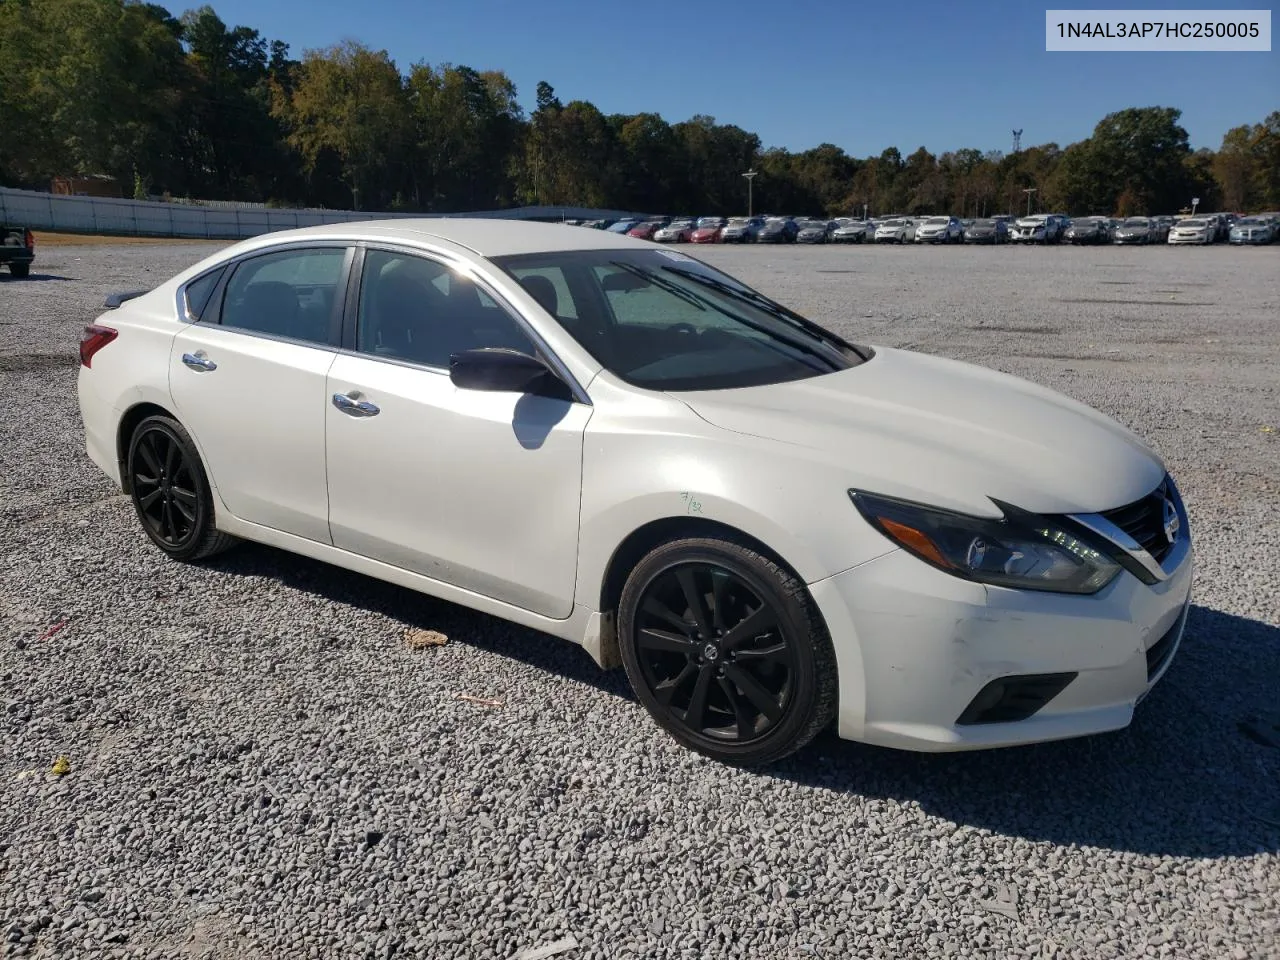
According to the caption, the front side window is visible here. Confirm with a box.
[357,250,534,368]
[219,248,345,344]
[494,250,867,391]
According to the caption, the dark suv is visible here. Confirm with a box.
[1,226,35,278]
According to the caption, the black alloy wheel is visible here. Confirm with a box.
[127,415,235,560]
[618,537,837,765]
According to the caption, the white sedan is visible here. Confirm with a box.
[77,220,1192,764]
[1167,218,1215,245]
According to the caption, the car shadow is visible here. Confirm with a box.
[0,272,75,282]
[205,544,1279,857]
[206,542,635,701]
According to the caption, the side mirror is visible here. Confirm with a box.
[450,348,572,400]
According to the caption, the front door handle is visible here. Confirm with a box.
[332,393,380,417]
[181,352,217,372]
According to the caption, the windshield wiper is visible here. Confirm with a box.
[660,266,866,359]
[628,265,840,371]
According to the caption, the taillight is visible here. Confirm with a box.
[24,229,34,250]
[80,325,117,367]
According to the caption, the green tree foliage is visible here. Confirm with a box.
[0,2,1275,216]
[275,41,409,210]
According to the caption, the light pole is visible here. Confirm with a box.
[1191,196,1200,216]
[862,202,868,221]
[742,169,757,217]
[1023,187,1037,216]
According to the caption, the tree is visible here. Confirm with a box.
[276,41,409,210]
[1086,107,1193,214]
[408,64,522,210]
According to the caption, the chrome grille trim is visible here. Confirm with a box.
[1067,475,1190,583]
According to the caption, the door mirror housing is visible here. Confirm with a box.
[449,348,572,400]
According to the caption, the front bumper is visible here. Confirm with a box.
[1168,233,1210,244]
[810,534,1193,752]
[1113,235,1149,244]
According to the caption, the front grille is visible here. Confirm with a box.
[1100,477,1177,563]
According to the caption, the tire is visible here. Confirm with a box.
[617,536,838,766]
[126,415,236,561]
[9,262,30,278]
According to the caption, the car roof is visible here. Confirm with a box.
[227,218,653,258]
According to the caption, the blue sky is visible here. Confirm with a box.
[208,0,1277,155]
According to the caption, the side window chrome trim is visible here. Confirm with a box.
[355,242,592,405]
[174,239,354,328]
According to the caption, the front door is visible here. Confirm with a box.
[324,248,590,618]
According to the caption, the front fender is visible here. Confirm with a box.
[573,376,894,609]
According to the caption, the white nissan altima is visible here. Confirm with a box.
[77,220,1192,765]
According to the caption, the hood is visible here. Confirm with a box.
[670,347,1164,516]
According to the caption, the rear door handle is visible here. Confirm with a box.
[332,393,380,417]
[181,352,217,372]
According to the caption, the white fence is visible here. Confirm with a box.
[0,187,643,240]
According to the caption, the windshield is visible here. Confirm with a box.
[494,249,866,391]
[666,220,693,229]
[697,218,723,227]
[880,219,904,227]
[607,222,636,233]
[1236,218,1262,226]
[798,220,827,229]
[1123,218,1149,226]
[972,219,995,227]
[925,217,949,225]
[1180,219,1207,227]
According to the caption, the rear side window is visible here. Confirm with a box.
[183,268,224,321]
[219,248,346,345]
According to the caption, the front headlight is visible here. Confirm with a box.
[849,491,1121,594]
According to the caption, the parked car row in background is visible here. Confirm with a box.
[565,211,1280,246]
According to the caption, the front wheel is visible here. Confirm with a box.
[618,536,838,765]
[127,415,236,561]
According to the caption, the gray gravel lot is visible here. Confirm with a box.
[2,239,1279,959]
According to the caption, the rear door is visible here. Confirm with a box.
[169,244,352,543]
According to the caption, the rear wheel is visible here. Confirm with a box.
[618,536,837,765]
[127,415,236,561]
[9,262,30,278]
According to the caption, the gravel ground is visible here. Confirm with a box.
[2,239,1279,960]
